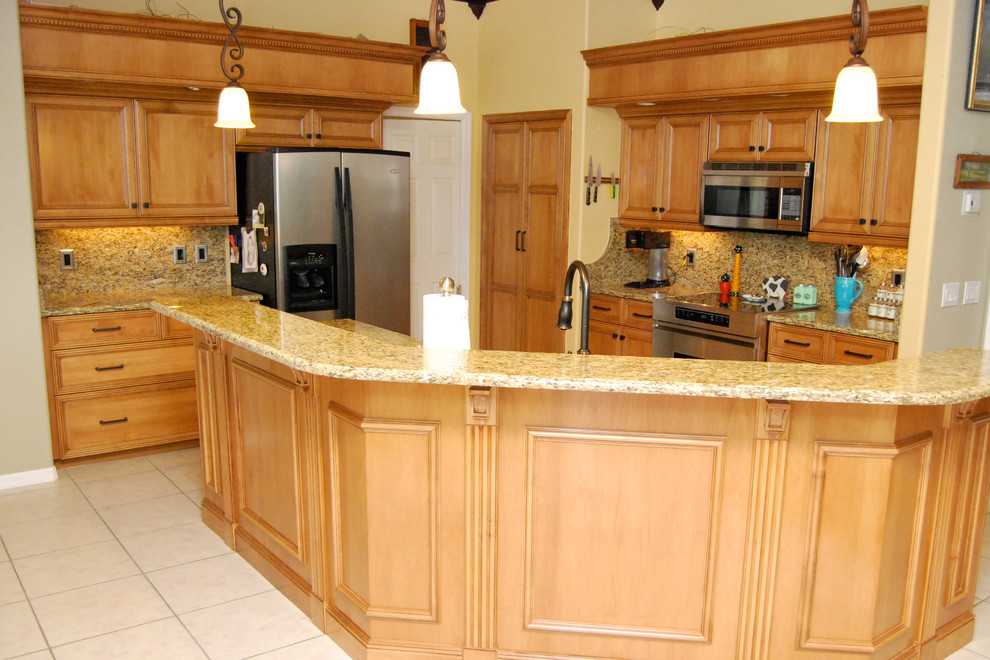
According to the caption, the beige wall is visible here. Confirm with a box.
[2,0,54,478]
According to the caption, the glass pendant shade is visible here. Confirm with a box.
[215,83,255,129]
[826,58,882,123]
[415,53,466,115]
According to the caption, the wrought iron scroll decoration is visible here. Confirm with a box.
[428,0,447,54]
[219,0,245,84]
[848,0,871,58]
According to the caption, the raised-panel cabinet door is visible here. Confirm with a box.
[313,109,382,149]
[136,100,236,217]
[588,320,620,356]
[235,105,313,148]
[707,112,761,161]
[809,110,875,240]
[760,109,817,161]
[618,116,663,220]
[870,106,919,244]
[26,95,138,220]
[620,327,654,357]
[658,114,708,228]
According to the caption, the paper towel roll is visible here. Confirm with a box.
[423,293,470,350]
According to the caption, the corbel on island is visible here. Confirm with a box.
[154,295,990,660]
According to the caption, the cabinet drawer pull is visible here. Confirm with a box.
[520,231,527,252]
[92,326,123,333]
[843,350,874,359]
[592,305,612,311]
[94,365,125,372]
[99,417,128,425]
[631,312,652,319]
[783,339,811,347]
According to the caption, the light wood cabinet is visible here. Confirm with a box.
[618,114,708,229]
[481,111,571,353]
[235,105,382,150]
[43,310,198,461]
[708,110,817,161]
[588,294,654,356]
[767,322,897,365]
[26,95,236,228]
[809,105,920,247]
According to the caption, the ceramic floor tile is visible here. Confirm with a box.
[158,463,202,493]
[947,648,990,659]
[248,634,352,659]
[181,590,322,660]
[0,561,25,607]
[147,553,274,614]
[0,510,113,559]
[978,557,990,602]
[146,447,202,470]
[0,472,64,498]
[118,522,232,573]
[14,652,54,660]
[97,494,200,538]
[64,456,157,485]
[0,540,7,562]
[185,489,203,507]
[14,540,139,599]
[0,601,48,658]
[76,471,181,509]
[0,484,91,527]
[965,600,990,656]
[50,618,207,660]
[982,517,990,560]
[31,575,172,648]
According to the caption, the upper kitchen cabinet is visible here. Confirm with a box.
[618,114,708,229]
[234,106,382,150]
[27,96,235,228]
[809,105,920,247]
[707,110,817,162]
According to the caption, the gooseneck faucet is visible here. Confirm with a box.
[557,260,591,355]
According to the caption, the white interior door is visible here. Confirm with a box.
[384,115,470,340]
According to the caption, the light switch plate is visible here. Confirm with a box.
[963,191,982,215]
[964,280,981,305]
[941,282,960,307]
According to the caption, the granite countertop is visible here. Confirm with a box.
[766,308,899,343]
[321,319,422,348]
[41,286,263,317]
[152,295,990,406]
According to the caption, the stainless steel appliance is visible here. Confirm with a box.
[701,161,813,235]
[653,293,814,361]
[230,148,411,335]
[624,230,671,288]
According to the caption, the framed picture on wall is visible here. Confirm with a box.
[968,0,990,111]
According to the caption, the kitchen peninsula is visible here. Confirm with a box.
[156,294,990,660]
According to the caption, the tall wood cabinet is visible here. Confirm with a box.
[809,105,920,247]
[481,110,571,353]
[26,96,237,228]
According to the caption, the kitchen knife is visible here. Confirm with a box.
[586,156,593,205]
[610,171,615,198]
[594,164,601,203]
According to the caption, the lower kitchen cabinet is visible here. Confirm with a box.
[588,294,655,357]
[43,309,198,461]
[766,322,897,365]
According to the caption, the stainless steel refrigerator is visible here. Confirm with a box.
[230,148,411,335]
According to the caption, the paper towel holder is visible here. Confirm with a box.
[439,277,456,296]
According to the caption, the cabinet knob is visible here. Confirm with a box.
[143,202,149,208]
[612,333,618,339]
[619,334,626,341]
[131,203,138,209]
[859,218,867,225]
[651,207,659,212]
[306,133,313,139]
[315,134,322,140]
[758,146,765,152]
[748,146,756,152]
[870,218,878,226]
[658,207,666,213]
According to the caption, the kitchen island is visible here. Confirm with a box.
[154,295,990,660]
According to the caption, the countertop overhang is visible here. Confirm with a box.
[153,295,990,406]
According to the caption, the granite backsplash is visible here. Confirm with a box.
[587,219,908,308]
[36,226,230,298]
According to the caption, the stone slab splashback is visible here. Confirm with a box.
[587,219,908,308]
[36,226,230,298]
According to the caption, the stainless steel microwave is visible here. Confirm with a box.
[701,161,813,235]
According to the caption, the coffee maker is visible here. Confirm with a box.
[624,230,671,288]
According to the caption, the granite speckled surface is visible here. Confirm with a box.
[42,287,262,317]
[152,295,990,405]
[767,309,899,343]
[322,319,422,348]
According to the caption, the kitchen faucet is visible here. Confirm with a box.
[557,260,591,354]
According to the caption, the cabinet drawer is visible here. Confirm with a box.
[53,341,194,394]
[826,333,897,365]
[48,310,158,349]
[621,299,655,331]
[767,323,826,362]
[56,383,198,459]
[161,314,193,339]
[588,294,621,322]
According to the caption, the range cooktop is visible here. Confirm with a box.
[655,292,817,338]
[624,278,671,289]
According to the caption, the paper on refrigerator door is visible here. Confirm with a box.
[240,227,258,273]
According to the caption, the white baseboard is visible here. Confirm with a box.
[0,466,58,492]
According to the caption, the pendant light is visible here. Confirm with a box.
[215,0,254,129]
[826,0,882,123]
[415,0,467,115]
[450,0,498,19]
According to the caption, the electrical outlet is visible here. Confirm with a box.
[941,282,960,307]
[59,249,75,270]
[173,246,187,264]
[195,244,208,263]
[891,269,906,287]
[964,280,981,305]
[685,248,697,266]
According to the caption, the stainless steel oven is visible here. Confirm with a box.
[701,161,813,235]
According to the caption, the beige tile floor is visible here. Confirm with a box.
[2,446,990,659]
[0,447,350,660]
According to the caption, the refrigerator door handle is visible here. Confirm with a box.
[342,167,357,319]
[334,166,353,320]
